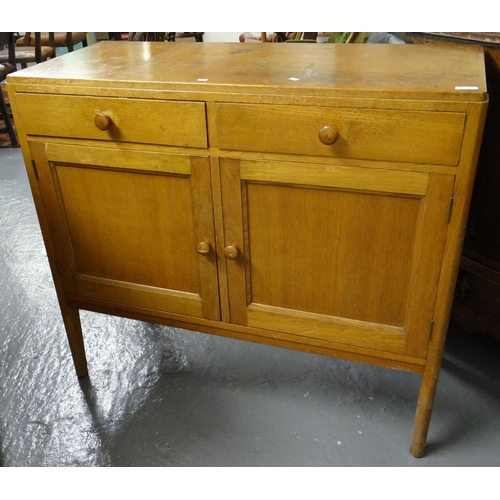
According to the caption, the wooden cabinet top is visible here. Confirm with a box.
[8,41,487,102]
[407,32,500,46]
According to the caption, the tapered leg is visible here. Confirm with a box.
[60,304,88,378]
[410,363,441,457]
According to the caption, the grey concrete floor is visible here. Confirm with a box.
[1,147,499,467]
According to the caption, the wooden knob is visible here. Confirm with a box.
[224,245,239,260]
[196,241,211,255]
[94,113,112,131]
[318,126,339,145]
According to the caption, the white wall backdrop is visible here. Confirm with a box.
[203,33,241,42]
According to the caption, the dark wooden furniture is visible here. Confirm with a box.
[128,33,204,43]
[0,33,19,146]
[127,33,204,43]
[7,42,488,457]
[0,32,55,69]
[128,32,167,42]
[16,32,87,52]
[167,32,204,42]
[406,33,500,341]
[0,72,17,146]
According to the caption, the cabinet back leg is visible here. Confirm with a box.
[60,305,88,378]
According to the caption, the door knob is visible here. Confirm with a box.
[224,245,240,260]
[196,241,211,255]
[318,125,339,145]
[94,113,112,131]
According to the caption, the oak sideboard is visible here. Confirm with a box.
[406,33,500,341]
[7,42,488,457]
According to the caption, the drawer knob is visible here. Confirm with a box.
[224,245,240,260]
[94,113,112,131]
[318,126,339,145]
[196,241,211,255]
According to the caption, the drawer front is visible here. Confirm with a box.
[216,103,465,165]
[454,266,500,326]
[15,93,208,148]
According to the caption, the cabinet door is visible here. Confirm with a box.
[221,159,454,358]
[30,142,220,320]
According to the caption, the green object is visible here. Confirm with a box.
[326,32,367,43]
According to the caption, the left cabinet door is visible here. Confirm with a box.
[30,142,220,321]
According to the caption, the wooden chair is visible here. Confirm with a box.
[260,32,366,43]
[127,33,204,43]
[128,32,167,42]
[0,34,18,146]
[278,32,318,42]
[0,32,56,69]
[167,32,204,42]
[255,33,318,43]
[16,32,88,52]
[326,32,368,43]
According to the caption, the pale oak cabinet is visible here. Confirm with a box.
[7,42,488,457]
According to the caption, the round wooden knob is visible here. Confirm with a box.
[196,241,211,255]
[318,126,339,145]
[224,245,239,260]
[94,113,112,131]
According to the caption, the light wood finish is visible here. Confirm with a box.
[59,304,88,377]
[29,142,219,321]
[406,33,500,342]
[221,158,454,357]
[8,42,486,101]
[7,42,488,458]
[14,93,208,148]
[215,103,465,165]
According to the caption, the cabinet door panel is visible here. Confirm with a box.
[30,142,219,320]
[221,159,454,357]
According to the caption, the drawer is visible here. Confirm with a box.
[454,266,500,325]
[215,103,465,166]
[15,93,208,148]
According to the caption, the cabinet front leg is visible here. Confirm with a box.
[410,363,441,457]
[60,304,88,378]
